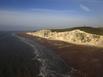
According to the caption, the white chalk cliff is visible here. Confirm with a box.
[26,29,103,47]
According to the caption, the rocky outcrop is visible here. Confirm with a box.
[26,29,103,47]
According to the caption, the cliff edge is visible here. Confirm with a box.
[26,29,103,47]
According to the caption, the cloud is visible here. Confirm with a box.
[80,4,90,12]
[0,9,101,31]
[30,8,76,15]
[0,10,77,25]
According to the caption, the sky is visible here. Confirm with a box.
[0,0,103,31]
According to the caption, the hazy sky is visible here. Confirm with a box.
[0,0,103,30]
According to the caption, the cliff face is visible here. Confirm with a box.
[26,29,103,47]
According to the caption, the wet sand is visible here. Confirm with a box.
[22,33,103,77]
[17,33,71,77]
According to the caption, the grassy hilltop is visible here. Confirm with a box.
[50,26,103,35]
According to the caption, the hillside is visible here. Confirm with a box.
[26,27,103,47]
[51,27,103,35]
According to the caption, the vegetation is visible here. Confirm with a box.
[50,26,103,35]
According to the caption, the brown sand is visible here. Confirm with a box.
[19,33,103,77]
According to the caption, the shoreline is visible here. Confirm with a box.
[20,33,103,77]
[16,33,72,77]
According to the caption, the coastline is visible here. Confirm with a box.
[16,33,72,77]
[20,33,103,77]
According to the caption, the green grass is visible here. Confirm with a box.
[50,26,103,35]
